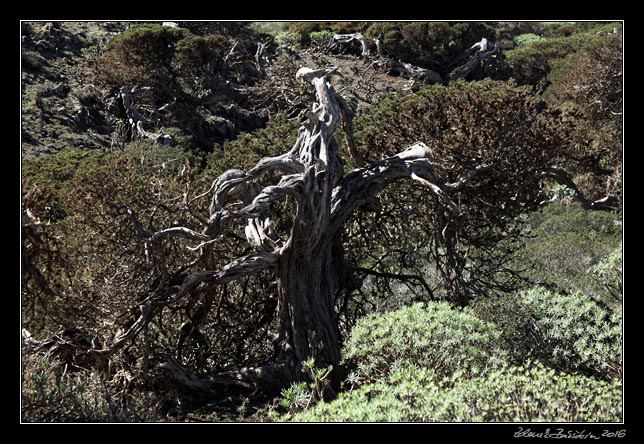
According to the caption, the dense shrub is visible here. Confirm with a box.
[520,287,622,379]
[345,80,572,303]
[342,302,505,383]
[284,22,370,47]
[282,364,621,422]
[202,113,299,181]
[545,35,622,202]
[94,23,267,151]
[363,22,501,75]
[22,350,163,422]
[468,293,541,365]
[514,33,543,46]
[96,24,189,99]
[514,202,622,296]
[505,22,620,88]
[22,147,280,375]
[587,243,622,306]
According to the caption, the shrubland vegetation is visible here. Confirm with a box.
[22,21,622,423]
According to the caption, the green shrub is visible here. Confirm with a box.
[363,22,499,74]
[342,302,505,383]
[202,113,299,181]
[520,287,622,379]
[274,32,300,49]
[586,243,622,306]
[545,35,622,203]
[309,30,334,51]
[250,22,288,37]
[348,80,572,303]
[278,382,312,414]
[514,202,622,295]
[283,22,329,46]
[22,351,163,422]
[472,286,622,380]
[282,364,621,422]
[505,22,620,87]
[439,364,622,422]
[469,293,541,365]
[514,33,543,46]
[281,366,442,422]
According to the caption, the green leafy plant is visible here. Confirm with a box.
[587,243,622,304]
[520,287,622,379]
[342,302,505,384]
[513,202,622,296]
[280,363,622,422]
[278,382,312,413]
[309,30,334,51]
[514,33,543,46]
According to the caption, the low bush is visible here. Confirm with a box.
[586,243,622,306]
[342,302,505,384]
[514,202,622,296]
[472,287,622,380]
[21,350,163,422]
[281,363,621,422]
[520,287,622,379]
[505,22,620,88]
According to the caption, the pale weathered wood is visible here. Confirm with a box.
[332,33,369,56]
[119,86,173,145]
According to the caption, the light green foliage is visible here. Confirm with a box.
[342,302,505,383]
[520,287,622,379]
[587,243,622,304]
[514,202,622,296]
[514,33,543,46]
[274,32,300,49]
[281,366,442,422]
[308,30,334,50]
[250,22,288,37]
[278,382,311,413]
[281,364,621,422]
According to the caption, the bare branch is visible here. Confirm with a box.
[330,144,445,234]
[543,167,619,211]
[355,267,436,300]
[444,164,492,192]
[449,41,500,81]
[334,92,364,167]
[92,251,278,357]
[332,33,369,56]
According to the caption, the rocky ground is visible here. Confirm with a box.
[21,22,415,160]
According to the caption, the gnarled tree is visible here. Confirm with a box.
[24,67,585,407]
[84,67,503,394]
